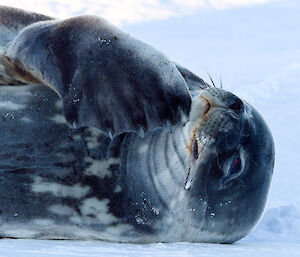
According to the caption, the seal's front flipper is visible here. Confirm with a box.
[175,64,209,97]
[1,14,191,136]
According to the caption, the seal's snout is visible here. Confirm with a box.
[228,97,244,113]
[186,88,246,157]
[200,88,244,113]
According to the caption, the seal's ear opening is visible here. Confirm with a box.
[1,15,192,137]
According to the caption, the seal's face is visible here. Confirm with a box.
[185,87,275,243]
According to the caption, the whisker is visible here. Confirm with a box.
[190,79,208,90]
[207,73,216,88]
[220,76,223,89]
[204,71,222,97]
[216,154,222,170]
[250,159,258,167]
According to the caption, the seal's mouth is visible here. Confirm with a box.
[187,95,211,155]
[184,92,215,190]
[200,96,211,116]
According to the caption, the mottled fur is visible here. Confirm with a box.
[0,6,274,243]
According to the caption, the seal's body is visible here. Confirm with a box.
[0,6,275,243]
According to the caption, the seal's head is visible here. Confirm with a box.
[184,87,275,243]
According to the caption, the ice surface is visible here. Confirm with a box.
[0,235,299,257]
[1,0,300,256]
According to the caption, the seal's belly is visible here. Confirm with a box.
[0,85,128,240]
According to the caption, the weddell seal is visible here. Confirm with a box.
[0,6,275,243]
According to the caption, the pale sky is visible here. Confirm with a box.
[0,0,272,25]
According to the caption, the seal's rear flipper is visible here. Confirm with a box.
[1,11,192,136]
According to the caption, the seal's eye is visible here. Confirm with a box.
[220,151,244,187]
[230,155,241,175]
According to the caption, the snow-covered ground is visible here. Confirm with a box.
[0,0,299,256]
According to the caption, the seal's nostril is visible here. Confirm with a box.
[229,98,244,112]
